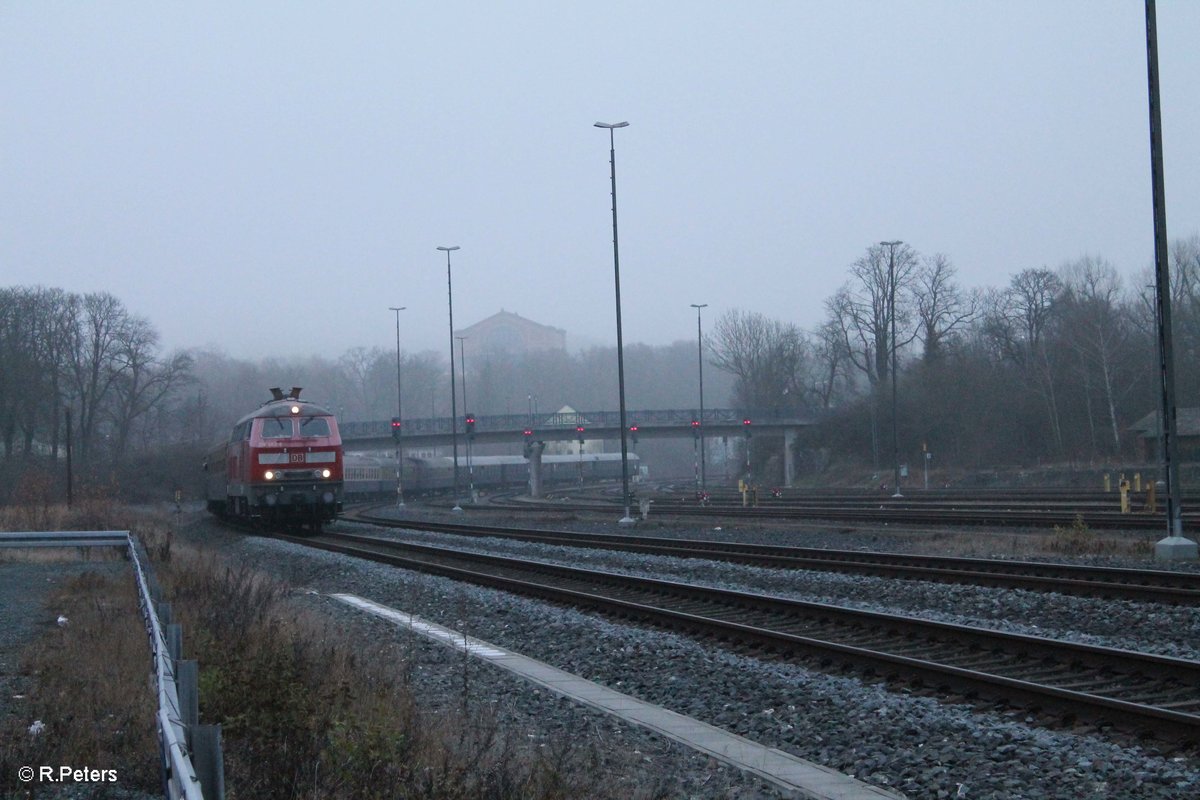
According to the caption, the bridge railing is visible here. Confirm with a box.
[340,408,810,440]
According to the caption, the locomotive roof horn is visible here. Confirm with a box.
[268,387,304,402]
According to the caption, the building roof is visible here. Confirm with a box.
[1130,408,1200,438]
[454,309,566,353]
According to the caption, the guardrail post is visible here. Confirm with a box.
[178,659,199,738]
[192,725,226,800]
[167,624,183,663]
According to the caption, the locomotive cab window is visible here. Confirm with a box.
[260,418,294,439]
[230,420,251,443]
[298,416,330,437]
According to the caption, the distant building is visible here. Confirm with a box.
[454,310,566,354]
[543,406,605,455]
[1130,408,1200,461]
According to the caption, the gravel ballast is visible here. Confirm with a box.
[178,509,1200,799]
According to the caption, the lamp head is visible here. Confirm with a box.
[594,121,630,129]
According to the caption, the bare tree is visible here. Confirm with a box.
[708,309,812,415]
[337,346,387,420]
[829,243,921,389]
[810,318,853,411]
[68,292,131,460]
[914,253,977,363]
[1057,256,1139,457]
[981,268,1066,455]
[109,315,194,461]
[35,288,79,457]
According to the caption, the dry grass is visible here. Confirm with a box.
[160,542,658,800]
[0,567,160,794]
[0,499,667,800]
[0,496,676,796]
[0,469,134,536]
[1045,514,1154,557]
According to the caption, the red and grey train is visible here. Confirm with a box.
[204,388,343,529]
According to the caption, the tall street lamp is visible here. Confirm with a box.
[457,335,474,502]
[595,120,634,526]
[437,245,463,513]
[1145,0,1194,559]
[690,303,708,493]
[881,240,903,498]
[389,306,407,508]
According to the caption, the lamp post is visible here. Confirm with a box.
[691,303,708,493]
[1145,0,1194,559]
[437,245,463,513]
[389,306,407,508]
[457,335,474,503]
[595,120,634,525]
[881,240,903,498]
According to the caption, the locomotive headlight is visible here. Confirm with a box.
[264,470,275,480]
[290,405,300,414]
[321,469,332,478]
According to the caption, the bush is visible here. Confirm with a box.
[162,548,646,799]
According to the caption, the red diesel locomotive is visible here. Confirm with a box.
[204,388,343,529]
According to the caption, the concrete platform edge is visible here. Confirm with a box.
[331,592,906,800]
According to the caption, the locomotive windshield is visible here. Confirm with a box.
[299,417,331,437]
[260,418,293,439]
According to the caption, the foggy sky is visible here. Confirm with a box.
[3,2,1198,361]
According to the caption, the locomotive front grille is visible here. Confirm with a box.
[279,469,311,479]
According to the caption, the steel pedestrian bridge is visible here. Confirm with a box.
[340,407,813,485]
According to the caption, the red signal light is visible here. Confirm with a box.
[743,418,752,426]
[523,428,533,437]
[691,419,700,427]
[629,425,638,432]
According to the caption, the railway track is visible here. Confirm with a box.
[482,484,1199,531]
[347,509,1200,605]
[281,529,1200,744]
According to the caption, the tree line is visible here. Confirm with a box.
[5,234,1199,496]
[0,288,192,467]
[706,235,1200,479]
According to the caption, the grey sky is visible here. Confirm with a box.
[3,2,1198,360]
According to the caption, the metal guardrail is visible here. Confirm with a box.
[3,530,222,799]
[0,530,129,548]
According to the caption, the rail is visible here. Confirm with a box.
[289,530,1200,743]
[346,511,1200,604]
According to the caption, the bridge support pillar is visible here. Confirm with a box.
[527,441,546,498]
[783,428,797,486]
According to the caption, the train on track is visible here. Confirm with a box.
[343,451,644,499]
[204,388,344,529]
